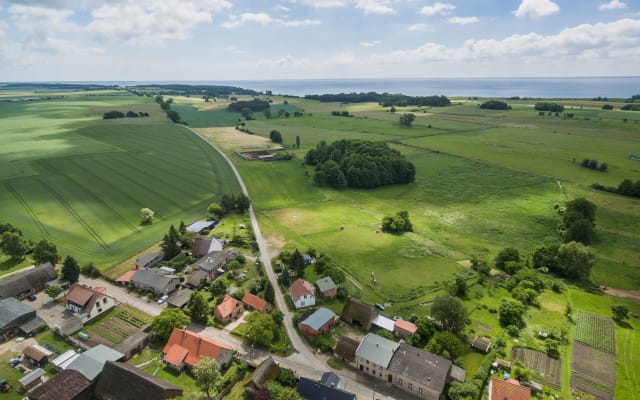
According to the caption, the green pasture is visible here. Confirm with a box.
[0,93,240,270]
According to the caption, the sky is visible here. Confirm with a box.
[0,0,639,81]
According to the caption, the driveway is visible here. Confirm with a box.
[78,276,167,316]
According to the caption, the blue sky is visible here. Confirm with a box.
[0,0,638,81]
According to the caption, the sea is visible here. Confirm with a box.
[20,76,640,99]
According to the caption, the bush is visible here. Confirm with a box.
[506,324,520,337]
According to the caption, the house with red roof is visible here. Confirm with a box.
[115,270,137,286]
[242,292,272,313]
[162,328,233,371]
[214,295,244,323]
[65,283,116,323]
[489,378,531,400]
[289,279,315,309]
[393,318,418,338]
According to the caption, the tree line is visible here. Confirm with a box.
[132,84,258,98]
[304,140,416,189]
[155,96,182,124]
[103,110,150,119]
[228,99,270,113]
[304,92,451,107]
[579,158,608,172]
[479,100,511,110]
[592,178,640,199]
[534,102,564,112]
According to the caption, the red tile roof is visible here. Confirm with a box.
[162,328,232,368]
[216,295,241,319]
[490,379,531,400]
[65,284,95,306]
[116,270,136,283]
[289,279,314,303]
[242,292,270,312]
[394,319,418,334]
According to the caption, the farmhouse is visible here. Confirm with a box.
[66,344,125,381]
[394,318,418,338]
[214,295,244,323]
[27,369,93,400]
[65,284,116,324]
[0,297,42,339]
[289,279,315,309]
[130,269,180,296]
[162,328,233,370]
[341,296,377,330]
[489,378,531,400]
[94,361,183,400]
[298,308,336,338]
[315,276,337,299]
[0,262,57,300]
[387,344,453,400]
[355,333,399,377]
[191,251,231,278]
[192,236,224,258]
[297,377,356,400]
[134,252,163,269]
[242,292,272,313]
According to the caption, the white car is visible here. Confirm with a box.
[157,295,169,304]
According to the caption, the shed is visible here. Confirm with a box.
[371,314,395,332]
[19,368,45,392]
[0,262,57,299]
[28,369,93,400]
[114,331,150,360]
[471,336,492,353]
[23,344,53,367]
[20,316,45,335]
[186,220,215,233]
[333,336,359,363]
[167,289,193,309]
[51,350,79,370]
[341,296,377,330]
[0,297,37,338]
[315,276,337,299]
[245,356,281,394]
[298,308,336,338]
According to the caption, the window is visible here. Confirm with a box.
[398,379,402,386]
[366,367,369,371]
[408,383,413,392]
[103,298,107,304]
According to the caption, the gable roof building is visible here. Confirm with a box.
[27,369,93,400]
[242,292,272,313]
[67,345,124,381]
[471,336,492,354]
[489,378,531,400]
[394,318,418,338]
[186,220,216,234]
[167,288,192,309]
[65,284,116,323]
[341,296,377,330]
[297,377,356,400]
[134,252,163,269]
[0,297,40,338]
[355,333,400,372]
[315,276,337,298]
[299,308,336,338]
[334,336,359,364]
[19,368,45,392]
[0,262,57,299]
[245,356,281,395]
[289,279,315,309]
[192,236,223,258]
[162,328,233,370]
[191,251,229,275]
[115,270,136,286]
[214,295,244,323]
[130,269,180,296]
[94,361,183,400]
[388,343,453,400]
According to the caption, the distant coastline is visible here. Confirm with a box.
[2,76,639,99]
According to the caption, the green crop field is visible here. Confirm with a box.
[0,90,240,272]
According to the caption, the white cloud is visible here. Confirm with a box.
[369,18,640,64]
[290,0,349,7]
[9,4,78,35]
[514,0,559,19]
[420,2,455,16]
[354,0,395,15]
[274,4,291,12]
[408,23,431,32]
[0,21,6,40]
[257,54,309,68]
[448,16,479,24]
[221,12,320,28]
[599,0,627,10]
[360,40,381,47]
[326,51,357,65]
[88,0,231,45]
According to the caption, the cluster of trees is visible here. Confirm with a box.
[592,178,640,199]
[103,110,150,119]
[399,113,415,127]
[304,140,416,189]
[160,222,198,260]
[479,100,511,110]
[0,223,60,264]
[304,92,451,107]
[330,111,352,117]
[269,130,283,144]
[155,95,182,124]
[207,193,251,220]
[228,99,270,113]
[535,102,564,112]
[558,198,597,245]
[621,103,640,111]
[580,158,608,172]
[601,104,614,110]
[381,211,413,233]
[140,208,155,225]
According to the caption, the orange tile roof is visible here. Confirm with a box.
[162,328,232,367]
[216,295,241,319]
[65,284,95,306]
[394,319,418,334]
[490,379,531,400]
[242,292,270,312]
[289,279,314,303]
[116,270,136,283]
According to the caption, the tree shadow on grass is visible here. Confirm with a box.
[0,257,24,272]
[614,320,633,329]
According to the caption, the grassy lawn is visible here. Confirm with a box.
[0,91,240,274]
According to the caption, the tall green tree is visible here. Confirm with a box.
[244,312,276,347]
[611,305,629,322]
[495,247,521,270]
[290,249,305,278]
[151,309,191,341]
[264,281,275,304]
[556,241,596,279]
[193,356,222,398]
[61,255,80,283]
[188,291,211,324]
[44,285,63,301]
[0,231,30,260]
[161,225,181,260]
[430,295,467,335]
[399,113,416,127]
[295,135,300,148]
[270,130,283,144]
[32,239,60,265]
[499,299,526,328]
[427,331,463,360]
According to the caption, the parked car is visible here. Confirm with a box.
[157,295,169,304]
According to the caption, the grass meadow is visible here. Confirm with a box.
[0,90,240,273]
